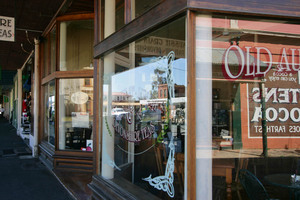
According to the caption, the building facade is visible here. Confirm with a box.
[6,0,300,199]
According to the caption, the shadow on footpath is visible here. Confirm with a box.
[0,117,75,200]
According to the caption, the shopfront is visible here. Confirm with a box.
[38,0,95,171]
[11,75,18,129]
[88,0,300,200]
[19,56,33,143]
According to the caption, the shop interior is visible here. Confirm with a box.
[59,78,94,151]
[21,59,32,138]
[212,81,240,150]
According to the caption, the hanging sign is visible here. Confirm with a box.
[0,16,15,42]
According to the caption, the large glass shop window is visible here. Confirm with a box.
[42,37,49,78]
[50,27,56,74]
[102,0,161,38]
[196,15,300,200]
[101,17,186,199]
[58,78,94,151]
[102,0,124,38]
[43,80,55,146]
[59,20,94,71]
[134,0,161,19]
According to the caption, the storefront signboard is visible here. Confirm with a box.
[0,16,14,42]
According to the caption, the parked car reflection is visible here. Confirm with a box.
[111,108,128,116]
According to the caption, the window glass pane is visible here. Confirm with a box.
[50,27,56,73]
[43,80,55,146]
[58,78,94,151]
[59,20,94,71]
[42,37,49,77]
[116,0,125,30]
[134,0,160,19]
[195,15,300,200]
[102,0,162,38]
[101,17,186,199]
[102,0,124,38]
[13,99,17,127]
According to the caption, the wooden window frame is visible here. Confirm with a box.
[186,9,196,200]
[41,13,95,83]
[40,13,94,153]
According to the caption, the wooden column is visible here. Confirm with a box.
[33,38,40,157]
[186,10,196,200]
